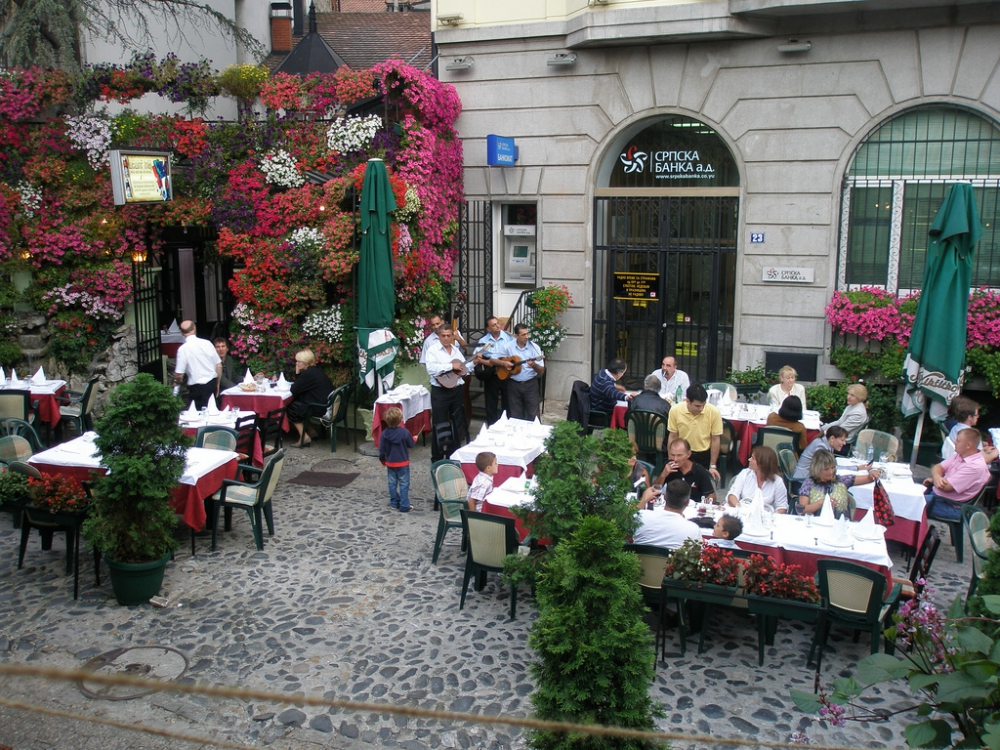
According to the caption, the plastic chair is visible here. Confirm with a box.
[0,418,44,453]
[194,426,238,451]
[623,543,673,658]
[208,449,285,551]
[0,435,34,465]
[56,376,99,436]
[18,498,100,600]
[777,448,798,502]
[753,426,797,455]
[854,429,900,462]
[459,509,521,620]
[892,526,941,601]
[625,409,668,477]
[810,559,901,663]
[0,390,33,423]
[965,508,993,608]
[431,460,469,564]
[718,419,741,486]
[233,413,258,465]
[928,477,996,564]
[260,407,285,456]
[308,382,352,452]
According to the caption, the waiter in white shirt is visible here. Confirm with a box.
[173,320,222,409]
[424,325,468,462]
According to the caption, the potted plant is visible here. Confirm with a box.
[0,470,31,525]
[25,474,89,522]
[82,373,190,605]
[725,361,771,397]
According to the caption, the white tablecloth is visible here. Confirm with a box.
[375,384,431,423]
[1,378,67,395]
[718,402,821,430]
[485,476,538,508]
[178,409,257,431]
[220,384,292,399]
[850,476,927,524]
[451,418,552,472]
[179,447,240,486]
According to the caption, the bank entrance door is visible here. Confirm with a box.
[593,114,740,386]
[593,194,738,385]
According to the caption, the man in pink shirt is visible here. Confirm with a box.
[923,427,990,519]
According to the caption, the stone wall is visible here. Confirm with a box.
[13,312,138,419]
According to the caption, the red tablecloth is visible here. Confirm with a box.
[31,463,105,483]
[729,419,820,464]
[726,536,893,588]
[162,342,182,357]
[182,426,263,467]
[460,462,533,486]
[34,387,66,428]
[220,392,292,431]
[372,401,430,448]
[171,457,239,531]
[482,498,533,542]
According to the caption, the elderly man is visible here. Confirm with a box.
[173,320,221,409]
[472,316,514,425]
[419,312,466,365]
[633,479,702,549]
[923,427,991,519]
[425,325,468,462]
[627,374,670,420]
[667,383,723,483]
[650,356,690,403]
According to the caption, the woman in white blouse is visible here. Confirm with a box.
[726,445,789,513]
[767,366,807,410]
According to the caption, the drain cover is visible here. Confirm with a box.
[79,646,189,700]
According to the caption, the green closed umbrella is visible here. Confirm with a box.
[356,158,399,395]
[902,183,981,462]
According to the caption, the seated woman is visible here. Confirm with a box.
[820,383,868,449]
[767,366,807,410]
[798,448,879,518]
[765,395,809,453]
[726,445,788,513]
[287,349,334,448]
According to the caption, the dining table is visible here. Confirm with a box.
[481,475,538,542]
[718,402,822,464]
[451,418,553,485]
[28,433,239,531]
[841,458,929,552]
[179,408,264,467]
[219,385,292,431]
[2,378,68,429]
[372,384,431,448]
[160,331,186,358]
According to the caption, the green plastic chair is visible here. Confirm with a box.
[308,382,353,452]
[208,449,285,552]
[431,459,468,562]
[623,543,673,659]
[459,509,521,620]
[195,426,238,451]
[625,409,668,478]
[56,376,99,436]
[0,418,43,453]
[965,509,993,609]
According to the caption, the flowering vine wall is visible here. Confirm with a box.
[0,56,464,377]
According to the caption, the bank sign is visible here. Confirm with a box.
[619,145,715,179]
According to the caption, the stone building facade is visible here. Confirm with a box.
[432,0,1000,399]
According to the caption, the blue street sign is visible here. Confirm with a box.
[487,134,517,166]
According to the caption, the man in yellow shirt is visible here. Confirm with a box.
[667,383,722,484]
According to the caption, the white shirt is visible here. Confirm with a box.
[420,328,465,364]
[425,340,466,388]
[174,335,221,386]
[768,382,808,410]
[650,368,690,401]
[633,509,702,549]
[726,468,789,512]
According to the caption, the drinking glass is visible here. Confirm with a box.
[879,451,889,464]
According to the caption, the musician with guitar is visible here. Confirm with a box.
[472,316,515,425]
[425,325,470,462]
[496,323,545,421]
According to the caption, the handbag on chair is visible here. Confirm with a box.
[871,478,895,527]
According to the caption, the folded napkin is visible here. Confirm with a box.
[9,369,20,386]
[32,365,45,382]
[479,424,488,440]
[814,492,836,526]
[823,514,853,546]
[184,401,199,419]
[206,395,219,415]
[741,487,769,537]
[243,369,255,385]
[533,416,541,426]
[168,319,180,333]
[222,404,231,414]
[276,373,289,390]
[0,367,5,382]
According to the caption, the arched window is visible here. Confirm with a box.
[839,106,1000,293]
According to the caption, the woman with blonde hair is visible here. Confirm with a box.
[798,448,878,517]
[726,445,788,513]
[820,383,868,446]
[287,349,334,448]
[767,366,807,410]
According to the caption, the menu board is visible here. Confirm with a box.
[109,149,173,205]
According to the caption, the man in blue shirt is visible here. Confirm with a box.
[499,324,545,421]
[472,316,515,425]
[590,358,628,415]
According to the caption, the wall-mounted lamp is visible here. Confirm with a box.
[777,39,811,53]
[131,248,148,263]
[437,12,463,26]
[20,249,30,260]
[547,52,577,67]
[445,56,474,71]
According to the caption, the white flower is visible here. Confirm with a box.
[289,227,326,250]
[64,115,112,170]
[302,307,344,343]
[260,149,304,188]
[17,182,42,217]
[394,187,421,222]
[326,114,381,154]
[531,322,567,354]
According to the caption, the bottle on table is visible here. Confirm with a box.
[675,385,683,403]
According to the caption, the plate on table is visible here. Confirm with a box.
[818,536,854,549]
[849,525,885,542]
[179,414,201,423]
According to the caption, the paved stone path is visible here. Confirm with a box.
[0,415,977,749]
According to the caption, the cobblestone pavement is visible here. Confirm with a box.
[0,412,977,750]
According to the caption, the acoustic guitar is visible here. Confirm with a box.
[435,342,492,389]
[495,355,544,381]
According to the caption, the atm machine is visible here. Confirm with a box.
[498,203,537,315]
